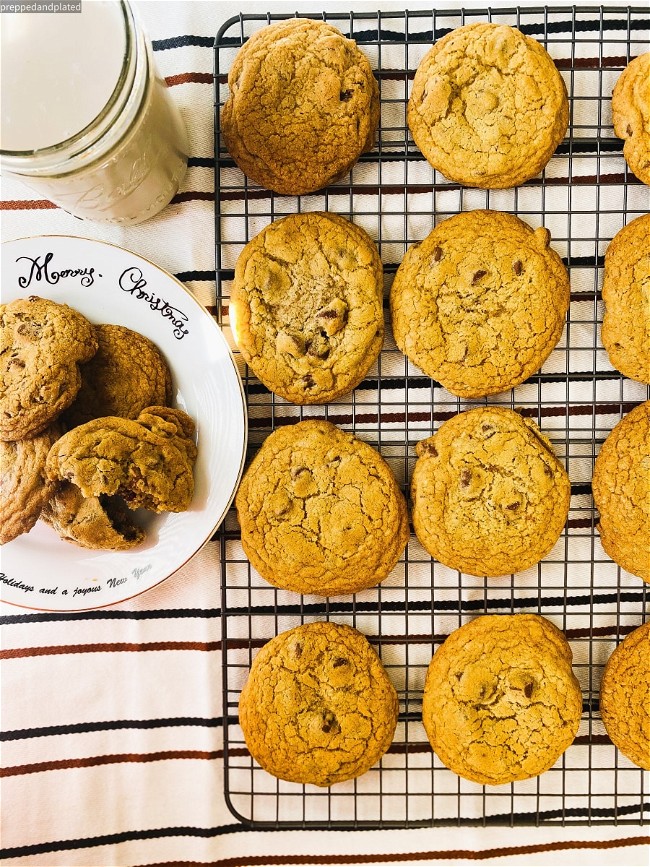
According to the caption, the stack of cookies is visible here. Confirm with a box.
[0,296,197,550]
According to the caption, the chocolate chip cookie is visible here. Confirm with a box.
[0,296,97,441]
[422,614,582,785]
[612,53,650,185]
[239,621,398,786]
[390,210,570,398]
[411,407,570,577]
[235,420,409,596]
[599,621,650,770]
[222,18,379,195]
[46,406,197,513]
[601,215,650,384]
[231,212,384,404]
[408,23,568,188]
[0,423,61,544]
[65,324,173,427]
[41,481,144,551]
[591,401,650,583]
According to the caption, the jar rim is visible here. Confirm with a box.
[0,0,134,165]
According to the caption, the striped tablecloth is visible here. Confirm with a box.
[1,2,649,865]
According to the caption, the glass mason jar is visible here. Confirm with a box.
[0,1,188,225]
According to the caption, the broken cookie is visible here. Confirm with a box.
[45,406,197,514]
[41,481,144,551]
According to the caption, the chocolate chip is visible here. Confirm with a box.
[302,374,316,389]
[460,469,471,487]
[8,357,25,369]
[423,441,438,457]
[472,270,488,284]
[321,712,339,734]
[524,682,534,699]
[318,309,338,319]
[333,658,348,668]
[340,89,353,101]
[482,424,494,434]
[627,124,633,136]
[506,502,519,510]
[294,642,303,657]
[433,246,443,262]
[513,260,523,276]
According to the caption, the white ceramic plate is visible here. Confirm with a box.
[1,235,247,610]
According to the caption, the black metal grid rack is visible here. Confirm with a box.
[214,7,650,829]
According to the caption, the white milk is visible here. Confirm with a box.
[1,4,127,152]
[0,1,188,225]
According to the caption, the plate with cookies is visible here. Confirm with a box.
[1,235,247,610]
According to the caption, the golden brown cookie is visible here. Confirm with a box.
[591,401,650,582]
[0,424,61,544]
[0,296,97,441]
[45,406,197,513]
[41,481,144,551]
[612,53,650,185]
[601,215,650,384]
[407,23,568,188]
[65,324,172,427]
[390,211,570,398]
[239,621,398,786]
[231,212,384,404]
[222,19,379,195]
[599,621,650,770]
[235,420,408,596]
[422,614,582,785]
[411,407,570,577]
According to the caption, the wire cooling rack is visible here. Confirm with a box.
[214,7,650,829]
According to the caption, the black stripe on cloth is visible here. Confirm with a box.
[175,270,216,282]
[1,717,237,742]
[2,592,646,628]
[202,592,649,619]
[152,35,215,50]
[187,157,215,168]
[2,807,649,859]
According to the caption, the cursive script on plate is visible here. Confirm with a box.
[119,267,189,340]
[16,252,96,288]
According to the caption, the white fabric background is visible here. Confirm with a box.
[1,1,649,865]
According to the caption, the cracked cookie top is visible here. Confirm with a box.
[239,621,398,786]
[0,295,98,441]
[45,406,197,514]
[411,407,571,577]
[390,210,570,398]
[65,324,173,427]
[0,423,61,545]
[422,614,582,785]
[222,18,379,195]
[235,419,409,596]
[600,621,650,770]
[612,52,650,186]
[408,23,568,188]
[231,212,384,405]
[601,214,650,385]
[591,400,650,583]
